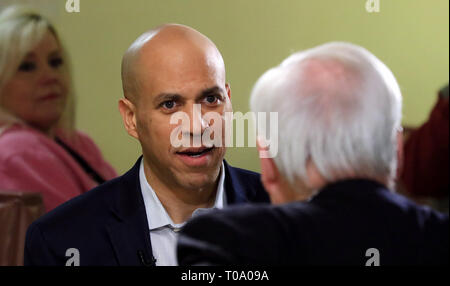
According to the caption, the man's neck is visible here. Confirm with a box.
[143,160,220,224]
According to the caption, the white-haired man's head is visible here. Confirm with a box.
[250,42,402,203]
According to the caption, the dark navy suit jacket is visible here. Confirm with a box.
[24,158,269,266]
[178,179,449,265]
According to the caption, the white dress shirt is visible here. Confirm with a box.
[139,160,226,266]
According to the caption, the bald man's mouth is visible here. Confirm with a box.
[176,147,214,157]
[175,147,215,167]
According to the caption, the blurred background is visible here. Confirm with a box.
[1,0,448,174]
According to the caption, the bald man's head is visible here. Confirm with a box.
[118,24,232,194]
[121,24,226,103]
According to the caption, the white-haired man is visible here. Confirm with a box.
[177,42,449,265]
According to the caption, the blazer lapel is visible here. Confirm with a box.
[105,158,260,265]
[223,160,249,204]
[106,157,154,266]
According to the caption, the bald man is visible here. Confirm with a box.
[24,24,269,266]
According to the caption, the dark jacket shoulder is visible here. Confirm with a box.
[178,179,449,265]
[224,161,269,204]
[25,158,269,265]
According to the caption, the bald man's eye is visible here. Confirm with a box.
[203,95,222,106]
[161,100,177,110]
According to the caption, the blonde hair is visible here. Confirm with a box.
[0,5,75,135]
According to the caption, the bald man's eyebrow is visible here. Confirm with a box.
[197,86,225,101]
[153,86,225,106]
[153,93,183,106]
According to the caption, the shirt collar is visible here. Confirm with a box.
[139,159,226,231]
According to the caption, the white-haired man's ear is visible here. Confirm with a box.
[257,138,303,204]
[118,98,139,140]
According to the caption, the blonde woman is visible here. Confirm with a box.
[0,6,117,212]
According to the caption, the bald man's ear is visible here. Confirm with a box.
[225,83,231,99]
[118,98,139,140]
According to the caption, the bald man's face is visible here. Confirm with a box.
[128,36,231,191]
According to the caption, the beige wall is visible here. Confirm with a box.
[7,0,448,174]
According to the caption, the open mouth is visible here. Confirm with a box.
[176,147,214,158]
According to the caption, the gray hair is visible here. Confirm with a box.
[250,42,402,189]
[0,5,75,134]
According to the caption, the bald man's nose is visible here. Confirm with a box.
[181,103,209,137]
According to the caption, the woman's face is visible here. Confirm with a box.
[0,30,68,134]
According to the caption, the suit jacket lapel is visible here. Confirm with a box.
[105,158,259,265]
[106,157,154,266]
[223,160,249,204]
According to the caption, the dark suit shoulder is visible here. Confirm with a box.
[24,175,131,266]
[224,161,270,203]
[227,164,265,187]
[180,181,449,265]
[178,202,308,265]
[30,176,122,230]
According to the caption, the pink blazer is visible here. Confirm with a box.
[0,125,117,212]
